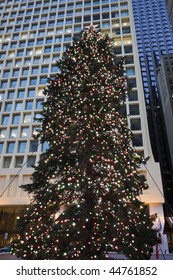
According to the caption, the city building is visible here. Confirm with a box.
[131,0,173,248]
[165,0,173,28]
[0,0,169,255]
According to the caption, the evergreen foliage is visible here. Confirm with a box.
[12,25,157,260]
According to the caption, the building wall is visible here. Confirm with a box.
[0,0,168,252]
[165,0,173,28]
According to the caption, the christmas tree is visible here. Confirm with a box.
[12,24,157,260]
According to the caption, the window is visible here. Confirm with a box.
[42,141,49,151]
[129,104,139,115]
[51,65,58,72]
[3,157,12,168]
[20,79,27,87]
[5,103,12,112]
[8,91,15,99]
[32,67,39,74]
[15,102,23,111]
[23,113,32,123]
[40,77,47,84]
[41,66,48,73]
[2,115,9,125]
[12,114,20,124]
[28,89,35,97]
[36,100,43,109]
[28,40,34,46]
[15,156,24,168]
[54,45,61,52]
[18,90,25,98]
[30,140,38,152]
[34,57,40,64]
[18,141,27,153]
[34,113,42,122]
[13,69,19,77]
[0,143,3,153]
[25,101,33,110]
[46,37,53,44]
[3,70,10,78]
[0,129,6,139]
[130,119,141,131]
[126,68,135,76]
[10,128,18,138]
[1,81,8,89]
[37,38,43,45]
[30,77,37,85]
[22,68,29,76]
[21,127,29,138]
[10,80,17,87]
[19,41,25,48]
[27,156,36,167]
[7,142,15,153]
[132,134,143,147]
[44,46,51,53]
[17,50,24,57]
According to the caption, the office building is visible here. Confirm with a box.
[165,0,173,28]
[0,0,169,254]
[131,0,173,247]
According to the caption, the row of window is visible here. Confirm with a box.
[1,77,47,89]
[0,126,40,140]
[1,4,128,22]
[2,155,36,168]
[0,99,43,112]
[0,88,44,100]
[1,0,124,11]
[0,112,42,126]
[0,140,40,154]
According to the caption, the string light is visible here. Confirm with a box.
[12,25,157,260]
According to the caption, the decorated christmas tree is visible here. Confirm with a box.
[12,25,157,260]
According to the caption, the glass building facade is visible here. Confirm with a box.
[131,0,173,219]
[0,0,170,254]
